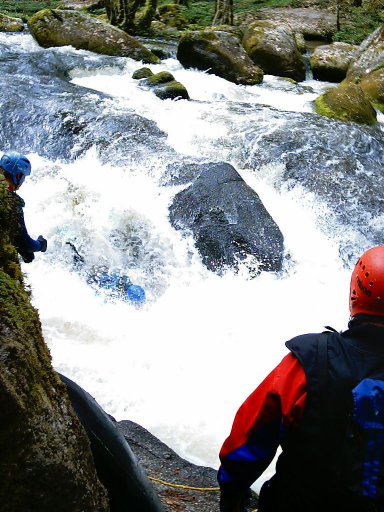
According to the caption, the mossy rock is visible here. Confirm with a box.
[314,81,377,125]
[0,13,24,32]
[177,29,263,86]
[153,80,190,100]
[310,42,358,83]
[0,178,109,511]
[145,71,175,85]
[28,9,160,64]
[360,67,384,113]
[348,26,384,80]
[139,71,190,100]
[242,20,305,82]
[132,67,154,79]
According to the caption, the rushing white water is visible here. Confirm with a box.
[3,33,365,491]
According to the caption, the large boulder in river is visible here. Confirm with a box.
[242,20,306,82]
[314,81,377,125]
[177,29,263,86]
[0,178,109,511]
[347,25,384,79]
[168,162,284,274]
[310,42,358,83]
[28,9,160,63]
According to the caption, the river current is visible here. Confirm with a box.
[1,30,384,491]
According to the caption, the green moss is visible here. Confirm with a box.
[146,70,175,85]
[132,67,154,79]
[314,82,377,125]
[0,0,61,21]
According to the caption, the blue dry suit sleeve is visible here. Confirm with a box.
[14,205,43,258]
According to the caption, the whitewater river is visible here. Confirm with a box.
[1,30,384,491]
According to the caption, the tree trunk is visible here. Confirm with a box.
[212,0,233,26]
[105,0,154,33]
[137,0,158,30]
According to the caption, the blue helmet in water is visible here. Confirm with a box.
[126,284,146,305]
[0,152,31,188]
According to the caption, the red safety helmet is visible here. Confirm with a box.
[350,246,384,318]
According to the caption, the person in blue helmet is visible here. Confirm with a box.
[1,152,47,263]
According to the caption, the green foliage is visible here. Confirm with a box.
[0,0,61,20]
[333,5,384,44]
[329,0,384,45]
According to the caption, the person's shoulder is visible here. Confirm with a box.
[14,193,25,208]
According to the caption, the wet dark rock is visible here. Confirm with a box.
[168,162,284,274]
[117,420,259,512]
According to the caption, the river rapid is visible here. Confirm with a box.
[1,30,384,491]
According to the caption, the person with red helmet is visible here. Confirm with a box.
[1,152,47,262]
[218,246,384,512]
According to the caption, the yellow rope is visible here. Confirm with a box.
[148,475,220,492]
[148,475,258,511]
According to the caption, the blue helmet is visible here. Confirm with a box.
[0,152,31,187]
[126,284,146,304]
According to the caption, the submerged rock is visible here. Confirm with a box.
[28,9,160,64]
[168,162,284,274]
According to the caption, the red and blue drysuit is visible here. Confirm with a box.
[218,351,306,510]
[218,321,384,512]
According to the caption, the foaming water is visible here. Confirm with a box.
[22,151,350,492]
[4,35,358,492]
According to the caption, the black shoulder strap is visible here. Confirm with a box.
[318,332,329,436]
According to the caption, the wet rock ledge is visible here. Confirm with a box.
[117,420,259,511]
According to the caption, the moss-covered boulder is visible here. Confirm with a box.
[0,177,109,511]
[242,20,305,82]
[177,29,263,86]
[360,67,384,113]
[310,42,358,82]
[28,9,160,64]
[0,13,24,32]
[158,3,188,29]
[314,81,377,125]
[347,26,384,80]
[139,71,190,100]
[133,67,154,79]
